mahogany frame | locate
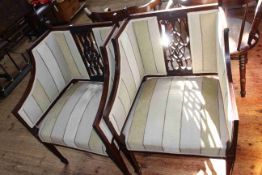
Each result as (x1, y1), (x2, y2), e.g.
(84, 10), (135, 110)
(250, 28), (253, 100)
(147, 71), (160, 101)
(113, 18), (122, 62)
(101, 5), (239, 175)
(12, 23), (132, 175)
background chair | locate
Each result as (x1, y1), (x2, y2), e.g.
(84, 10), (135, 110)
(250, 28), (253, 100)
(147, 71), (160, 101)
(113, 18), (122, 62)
(84, 0), (161, 22)
(225, 0), (262, 97)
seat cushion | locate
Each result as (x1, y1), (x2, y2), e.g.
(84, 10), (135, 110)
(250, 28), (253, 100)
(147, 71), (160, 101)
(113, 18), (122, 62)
(227, 17), (251, 53)
(38, 81), (107, 155)
(123, 76), (229, 157)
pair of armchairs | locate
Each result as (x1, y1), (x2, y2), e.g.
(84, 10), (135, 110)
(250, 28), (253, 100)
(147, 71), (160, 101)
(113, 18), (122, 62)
(13, 4), (239, 175)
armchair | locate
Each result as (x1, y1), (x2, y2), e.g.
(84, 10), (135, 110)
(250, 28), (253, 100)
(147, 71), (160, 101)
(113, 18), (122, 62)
(12, 23), (131, 174)
(102, 5), (239, 175)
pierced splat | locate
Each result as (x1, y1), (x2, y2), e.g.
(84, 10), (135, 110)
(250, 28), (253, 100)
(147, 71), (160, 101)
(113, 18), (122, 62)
(159, 17), (192, 75)
(72, 29), (104, 81)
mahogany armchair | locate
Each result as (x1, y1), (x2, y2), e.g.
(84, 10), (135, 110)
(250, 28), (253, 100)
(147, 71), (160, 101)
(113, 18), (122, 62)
(84, 0), (161, 22)
(12, 23), (132, 174)
(102, 5), (239, 175)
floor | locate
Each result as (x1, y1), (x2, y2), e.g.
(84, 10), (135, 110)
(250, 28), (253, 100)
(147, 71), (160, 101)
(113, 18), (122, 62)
(0, 0), (261, 175)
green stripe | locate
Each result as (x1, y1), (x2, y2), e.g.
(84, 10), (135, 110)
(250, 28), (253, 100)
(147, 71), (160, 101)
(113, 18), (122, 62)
(127, 79), (157, 149)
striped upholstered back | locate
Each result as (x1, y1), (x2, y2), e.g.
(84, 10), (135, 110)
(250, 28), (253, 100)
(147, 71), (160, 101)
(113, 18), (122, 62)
(18, 29), (111, 128)
(188, 9), (237, 140)
(188, 10), (218, 74)
(109, 17), (167, 135)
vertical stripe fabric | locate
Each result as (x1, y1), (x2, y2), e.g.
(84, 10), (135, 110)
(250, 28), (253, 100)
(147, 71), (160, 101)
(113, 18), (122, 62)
(38, 81), (106, 155)
(132, 17), (166, 75)
(124, 76), (229, 157)
(109, 17), (167, 135)
(188, 10), (218, 74)
(18, 31), (90, 128)
(216, 8), (238, 141)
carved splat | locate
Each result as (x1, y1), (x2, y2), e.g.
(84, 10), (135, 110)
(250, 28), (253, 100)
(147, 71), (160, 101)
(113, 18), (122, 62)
(159, 17), (192, 75)
(71, 29), (104, 81)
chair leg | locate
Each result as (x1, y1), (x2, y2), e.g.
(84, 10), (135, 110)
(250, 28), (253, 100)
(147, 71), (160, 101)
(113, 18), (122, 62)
(226, 156), (235, 175)
(106, 145), (132, 175)
(42, 143), (69, 164)
(239, 53), (247, 97)
(121, 147), (141, 175)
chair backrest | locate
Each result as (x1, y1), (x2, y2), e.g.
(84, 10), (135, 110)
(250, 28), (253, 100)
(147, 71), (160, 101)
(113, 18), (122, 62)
(104, 6), (238, 142)
(106, 17), (166, 135)
(84, 0), (161, 22)
(13, 24), (113, 128)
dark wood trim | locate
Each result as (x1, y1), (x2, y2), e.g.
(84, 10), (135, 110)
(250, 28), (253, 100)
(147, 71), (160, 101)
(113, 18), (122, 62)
(134, 151), (226, 159)
(224, 28), (239, 173)
(93, 24), (119, 133)
(129, 3), (218, 19)
(49, 22), (113, 31)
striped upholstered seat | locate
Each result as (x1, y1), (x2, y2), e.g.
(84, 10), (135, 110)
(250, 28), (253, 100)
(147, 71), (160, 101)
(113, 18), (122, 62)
(38, 81), (106, 155)
(123, 76), (228, 156)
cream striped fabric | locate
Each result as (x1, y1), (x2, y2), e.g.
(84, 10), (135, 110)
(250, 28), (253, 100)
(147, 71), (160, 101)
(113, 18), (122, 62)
(188, 9), (238, 141)
(109, 17), (166, 135)
(123, 76), (229, 157)
(38, 81), (106, 155)
(188, 10), (218, 74)
(216, 8), (239, 141)
(19, 31), (89, 128)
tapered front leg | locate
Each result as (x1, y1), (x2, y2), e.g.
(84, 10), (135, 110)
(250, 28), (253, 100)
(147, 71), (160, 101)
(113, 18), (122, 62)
(226, 156), (236, 175)
(43, 143), (69, 164)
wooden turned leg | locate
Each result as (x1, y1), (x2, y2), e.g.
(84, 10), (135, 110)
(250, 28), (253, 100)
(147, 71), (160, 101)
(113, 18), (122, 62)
(239, 54), (247, 97)
(226, 157), (235, 175)
(43, 143), (69, 164)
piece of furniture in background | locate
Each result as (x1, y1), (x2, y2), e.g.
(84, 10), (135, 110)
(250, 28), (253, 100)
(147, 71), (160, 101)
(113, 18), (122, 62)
(28, 1), (65, 37)
(102, 5), (239, 175)
(0, 40), (31, 98)
(55, 0), (86, 22)
(224, 0), (262, 97)
(84, 0), (161, 22)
